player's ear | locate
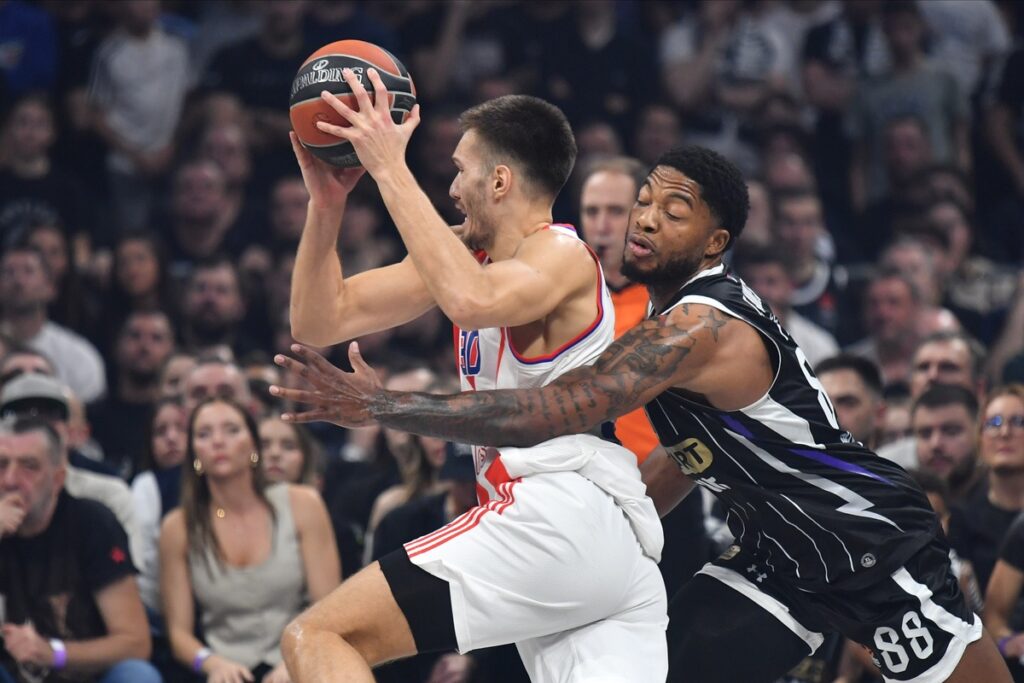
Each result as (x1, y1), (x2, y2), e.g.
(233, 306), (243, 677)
(492, 164), (512, 199)
(707, 227), (731, 258)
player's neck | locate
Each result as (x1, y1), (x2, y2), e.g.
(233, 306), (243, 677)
(647, 257), (722, 312)
(488, 203), (553, 261)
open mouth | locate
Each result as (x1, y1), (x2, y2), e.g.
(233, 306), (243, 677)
(627, 235), (655, 257)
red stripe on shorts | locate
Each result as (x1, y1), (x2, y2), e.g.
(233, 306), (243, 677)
(404, 480), (519, 558)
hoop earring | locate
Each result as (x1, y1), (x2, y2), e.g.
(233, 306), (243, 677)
(193, 459), (204, 475)
(251, 452), (260, 467)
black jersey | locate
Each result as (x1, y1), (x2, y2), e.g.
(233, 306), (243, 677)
(645, 265), (939, 591)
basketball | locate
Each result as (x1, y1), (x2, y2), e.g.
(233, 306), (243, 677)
(289, 40), (416, 168)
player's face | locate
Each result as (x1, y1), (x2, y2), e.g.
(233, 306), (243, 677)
(913, 404), (976, 482)
(0, 432), (63, 533)
(151, 402), (186, 469)
(191, 401), (257, 479)
(260, 417), (305, 484)
(623, 166), (728, 287)
(580, 171), (636, 272)
(819, 369), (879, 446)
(909, 340), (974, 399)
(449, 130), (497, 251)
(980, 395), (1024, 474)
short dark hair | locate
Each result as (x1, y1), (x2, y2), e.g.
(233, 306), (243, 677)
(652, 146), (749, 250)
(815, 354), (884, 396)
(914, 330), (986, 382)
(912, 383), (979, 419)
(459, 95), (577, 199)
(871, 266), (922, 304)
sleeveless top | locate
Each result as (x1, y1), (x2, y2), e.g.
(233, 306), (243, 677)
(188, 484), (305, 668)
(644, 264), (937, 590)
(452, 225), (664, 560)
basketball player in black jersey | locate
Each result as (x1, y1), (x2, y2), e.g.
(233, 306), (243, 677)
(273, 146), (1010, 682)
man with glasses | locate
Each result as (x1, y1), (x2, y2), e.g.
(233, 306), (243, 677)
(0, 374), (141, 564)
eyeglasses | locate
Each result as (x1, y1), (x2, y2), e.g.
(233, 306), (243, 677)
(982, 415), (1024, 433)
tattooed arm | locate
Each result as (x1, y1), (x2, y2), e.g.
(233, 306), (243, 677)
(273, 304), (746, 447)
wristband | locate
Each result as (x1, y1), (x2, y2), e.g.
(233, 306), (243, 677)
(192, 647), (212, 673)
(999, 635), (1013, 656)
(49, 639), (67, 670)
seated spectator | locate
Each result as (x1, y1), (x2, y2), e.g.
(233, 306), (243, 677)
(0, 94), (91, 246)
(845, 268), (926, 385)
(182, 355), (254, 418)
(769, 189), (850, 339)
(88, 0), (189, 233)
(21, 220), (98, 342)
(0, 418), (160, 683)
(130, 397), (186, 616)
(97, 231), (174, 354)
(911, 384), (982, 502)
(0, 373), (142, 563)
(949, 385), (1024, 592)
(0, 245), (106, 402)
(908, 330), (987, 400)
(259, 415), (320, 487)
(159, 351), (196, 400)
(89, 310), (175, 479)
(181, 256), (264, 360)
(732, 244), (838, 366)
(981, 388), (1024, 676)
(815, 354), (886, 451)
(159, 398), (339, 682)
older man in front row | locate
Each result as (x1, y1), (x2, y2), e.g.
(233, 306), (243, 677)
(0, 418), (160, 683)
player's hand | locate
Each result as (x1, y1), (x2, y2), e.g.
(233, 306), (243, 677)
(271, 342), (384, 428)
(289, 131), (366, 211)
(203, 654), (255, 683)
(1, 623), (53, 666)
(315, 67), (421, 178)
(0, 494), (26, 538)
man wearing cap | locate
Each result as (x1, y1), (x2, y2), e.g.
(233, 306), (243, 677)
(0, 374), (141, 566)
(0, 418), (160, 683)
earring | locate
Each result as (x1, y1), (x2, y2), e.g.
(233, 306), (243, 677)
(251, 451), (260, 467)
(193, 458), (204, 475)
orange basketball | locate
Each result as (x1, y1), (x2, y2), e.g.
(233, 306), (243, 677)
(289, 40), (416, 168)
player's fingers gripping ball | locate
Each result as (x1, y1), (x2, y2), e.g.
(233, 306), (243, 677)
(289, 39), (416, 168)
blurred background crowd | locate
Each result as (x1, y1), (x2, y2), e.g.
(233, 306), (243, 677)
(2, 0), (1024, 682)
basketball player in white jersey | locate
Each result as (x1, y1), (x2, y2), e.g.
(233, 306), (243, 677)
(282, 69), (667, 682)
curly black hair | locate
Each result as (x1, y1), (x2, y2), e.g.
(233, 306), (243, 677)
(653, 146), (750, 250)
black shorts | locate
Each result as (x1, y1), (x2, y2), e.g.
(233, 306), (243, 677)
(668, 538), (982, 683)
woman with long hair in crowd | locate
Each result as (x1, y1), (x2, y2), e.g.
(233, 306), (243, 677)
(131, 397), (187, 618)
(259, 415), (320, 487)
(159, 398), (339, 683)
(978, 386), (1024, 680)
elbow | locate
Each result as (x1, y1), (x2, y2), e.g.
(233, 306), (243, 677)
(127, 631), (152, 661)
(290, 319), (335, 349)
(281, 615), (311, 663)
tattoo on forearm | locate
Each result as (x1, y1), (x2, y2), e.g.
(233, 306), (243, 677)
(370, 306), (731, 446)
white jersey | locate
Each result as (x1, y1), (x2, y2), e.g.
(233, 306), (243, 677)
(453, 224), (616, 501)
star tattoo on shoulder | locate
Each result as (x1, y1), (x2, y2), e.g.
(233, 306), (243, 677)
(697, 308), (727, 341)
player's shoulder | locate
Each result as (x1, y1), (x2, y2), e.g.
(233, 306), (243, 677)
(517, 225), (592, 263)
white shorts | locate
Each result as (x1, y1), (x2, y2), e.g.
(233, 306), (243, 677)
(404, 470), (668, 682)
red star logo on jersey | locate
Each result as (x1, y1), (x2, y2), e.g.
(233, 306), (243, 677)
(110, 547), (126, 564)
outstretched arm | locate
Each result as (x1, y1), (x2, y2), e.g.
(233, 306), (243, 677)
(272, 304), (736, 447)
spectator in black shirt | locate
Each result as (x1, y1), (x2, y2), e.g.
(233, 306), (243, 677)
(950, 385), (1024, 593)
(0, 418), (159, 683)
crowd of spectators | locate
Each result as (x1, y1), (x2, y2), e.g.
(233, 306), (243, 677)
(2, 0), (1024, 681)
